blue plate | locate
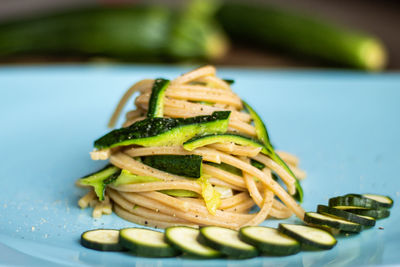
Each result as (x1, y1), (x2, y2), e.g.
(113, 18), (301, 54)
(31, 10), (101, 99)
(1, 65), (399, 266)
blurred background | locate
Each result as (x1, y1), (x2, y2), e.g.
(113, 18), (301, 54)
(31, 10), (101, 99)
(0, 0), (399, 71)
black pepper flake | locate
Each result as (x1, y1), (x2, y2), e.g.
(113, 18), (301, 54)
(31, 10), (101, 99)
(145, 221), (148, 225)
(379, 227), (384, 230)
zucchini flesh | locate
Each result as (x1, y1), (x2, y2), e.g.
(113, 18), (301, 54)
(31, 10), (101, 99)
(147, 78), (170, 118)
(242, 100), (271, 146)
(165, 226), (221, 258)
(94, 111), (230, 149)
(183, 133), (303, 202)
(278, 223), (337, 250)
(159, 189), (198, 198)
(199, 226), (258, 259)
(329, 195), (379, 210)
(79, 165), (121, 201)
(250, 159), (265, 170)
(119, 228), (179, 257)
(142, 154), (203, 178)
(317, 205), (376, 227)
(239, 226), (300, 256)
(304, 212), (362, 233)
(81, 229), (124, 251)
(205, 162), (242, 176)
(346, 208), (390, 220)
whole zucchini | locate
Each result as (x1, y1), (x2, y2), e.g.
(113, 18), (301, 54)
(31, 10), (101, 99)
(0, 1), (227, 61)
(216, 3), (387, 71)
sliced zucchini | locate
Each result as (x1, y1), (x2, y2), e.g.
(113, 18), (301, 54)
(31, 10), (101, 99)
(79, 165), (121, 201)
(250, 159), (265, 170)
(346, 208), (390, 220)
(205, 162), (242, 176)
(329, 195), (379, 210)
(147, 78), (170, 118)
(317, 205), (376, 227)
(304, 212), (362, 233)
(223, 79), (234, 85)
(242, 100), (271, 146)
(112, 169), (161, 187)
(183, 133), (266, 152)
(198, 226), (258, 259)
(94, 111), (231, 149)
(119, 228), (179, 257)
(142, 154), (203, 178)
(159, 189), (198, 197)
(278, 223), (337, 250)
(239, 226), (300, 256)
(81, 229), (124, 251)
(361, 194), (393, 208)
(165, 226), (222, 258)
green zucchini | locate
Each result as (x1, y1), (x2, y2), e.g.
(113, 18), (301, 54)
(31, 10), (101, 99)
(158, 189), (198, 198)
(119, 228), (179, 257)
(239, 226), (300, 256)
(142, 155), (203, 178)
(147, 78), (170, 118)
(242, 101), (271, 146)
(183, 133), (303, 202)
(329, 195), (379, 210)
(79, 165), (121, 201)
(278, 223), (337, 250)
(349, 194), (394, 209)
(304, 212), (362, 233)
(81, 229), (124, 251)
(198, 226), (258, 259)
(0, 1), (228, 61)
(223, 79), (234, 85)
(94, 111), (230, 149)
(317, 205), (376, 227)
(250, 159), (265, 170)
(165, 226), (222, 258)
(346, 208), (390, 220)
(112, 169), (161, 187)
(205, 162), (242, 176)
(216, 3), (387, 71)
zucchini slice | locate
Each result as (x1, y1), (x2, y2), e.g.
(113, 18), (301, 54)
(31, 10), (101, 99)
(278, 223), (337, 250)
(242, 100), (271, 146)
(329, 195), (379, 210)
(346, 208), (390, 220)
(183, 133), (266, 152)
(81, 229), (124, 251)
(119, 228), (179, 257)
(304, 212), (362, 233)
(317, 205), (376, 227)
(250, 159), (265, 170)
(239, 226), (300, 256)
(165, 227), (222, 258)
(142, 155), (203, 178)
(147, 78), (170, 118)
(78, 165), (121, 201)
(199, 226), (258, 259)
(361, 194), (394, 208)
(94, 111), (231, 149)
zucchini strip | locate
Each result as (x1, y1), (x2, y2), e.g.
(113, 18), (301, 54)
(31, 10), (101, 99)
(147, 78), (170, 118)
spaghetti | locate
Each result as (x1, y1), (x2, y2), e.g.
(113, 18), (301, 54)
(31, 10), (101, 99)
(77, 66), (306, 229)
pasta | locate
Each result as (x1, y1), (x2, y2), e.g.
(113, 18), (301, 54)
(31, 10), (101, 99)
(77, 66), (306, 229)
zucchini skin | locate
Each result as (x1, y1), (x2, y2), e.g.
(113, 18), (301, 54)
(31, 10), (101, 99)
(329, 195), (379, 210)
(147, 79), (170, 118)
(94, 111), (230, 149)
(346, 208), (390, 220)
(317, 205), (376, 227)
(304, 212), (362, 233)
(142, 155), (203, 178)
(216, 3), (387, 71)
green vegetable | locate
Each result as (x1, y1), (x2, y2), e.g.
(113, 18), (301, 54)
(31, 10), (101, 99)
(165, 226), (222, 258)
(94, 111), (231, 149)
(113, 169), (160, 187)
(199, 226), (258, 259)
(81, 229), (125, 251)
(242, 101), (271, 146)
(205, 162), (242, 176)
(346, 194), (394, 208)
(119, 228), (180, 257)
(304, 212), (362, 233)
(0, 1), (228, 61)
(329, 195), (380, 210)
(250, 159), (265, 170)
(346, 208), (390, 220)
(147, 78), (170, 118)
(142, 155), (203, 178)
(317, 205), (376, 227)
(216, 3), (387, 71)
(239, 226), (300, 256)
(79, 165), (121, 201)
(278, 223), (337, 250)
(158, 189), (198, 198)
